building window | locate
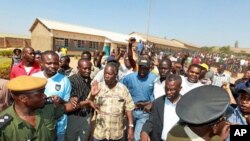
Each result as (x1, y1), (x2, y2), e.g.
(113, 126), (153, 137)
(55, 38), (64, 47)
(78, 40), (82, 48)
(65, 39), (69, 47)
(90, 41), (98, 48)
(74, 40), (83, 48)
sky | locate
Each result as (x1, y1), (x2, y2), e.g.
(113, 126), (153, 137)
(1, 0), (250, 48)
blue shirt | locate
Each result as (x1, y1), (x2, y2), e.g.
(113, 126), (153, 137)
(137, 42), (144, 52)
(122, 72), (157, 103)
(32, 71), (72, 134)
(237, 79), (250, 90)
(227, 107), (248, 125)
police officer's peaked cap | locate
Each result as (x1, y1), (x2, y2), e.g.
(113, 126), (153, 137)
(7, 76), (47, 94)
(176, 85), (230, 125)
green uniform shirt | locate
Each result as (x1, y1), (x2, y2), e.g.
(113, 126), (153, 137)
(0, 103), (64, 141)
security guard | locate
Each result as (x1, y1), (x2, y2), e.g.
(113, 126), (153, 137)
(0, 76), (80, 141)
(167, 85), (232, 141)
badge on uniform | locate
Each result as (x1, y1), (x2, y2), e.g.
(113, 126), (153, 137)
(55, 84), (61, 91)
(0, 114), (13, 129)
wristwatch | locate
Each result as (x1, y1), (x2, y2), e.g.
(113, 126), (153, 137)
(128, 124), (134, 128)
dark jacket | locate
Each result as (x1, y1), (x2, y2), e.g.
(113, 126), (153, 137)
(141, 95), (165, 141)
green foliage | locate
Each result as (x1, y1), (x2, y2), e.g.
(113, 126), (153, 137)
(0, 57), (11, 79)
(0, 50), (13, 57)
(218, 46), (232, 54)
(200, 46), (215, 53)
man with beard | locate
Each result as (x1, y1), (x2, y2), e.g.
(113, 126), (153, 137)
(10, 47), (41, 79)
(89, 62), (135, 141)
(180, 64), (203, 95)
(65, 59), (96, 141)
(153, 58), (172, 99)
(122, 57), (157, 141)
(227, 87), (250, 125)
(0, 76), (82, 141)
(32, 51), (72, 141)
(141, 74), (182, 141)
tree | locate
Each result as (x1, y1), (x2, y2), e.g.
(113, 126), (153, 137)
(200, 46), (215, 53)
(218, 46), (232, 54)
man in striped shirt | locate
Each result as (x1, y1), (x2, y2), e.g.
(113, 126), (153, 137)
(65, 58), (95, 141)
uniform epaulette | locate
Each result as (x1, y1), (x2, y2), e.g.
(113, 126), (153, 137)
(0, 114), (13, 129)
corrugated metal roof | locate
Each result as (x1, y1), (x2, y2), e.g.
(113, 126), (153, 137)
(129, 32), (186, 49)
(0, 33), (30, 39)
(30, 18), (129, 44)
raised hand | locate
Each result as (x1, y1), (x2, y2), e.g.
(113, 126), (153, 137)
(91, 80), (100, 97)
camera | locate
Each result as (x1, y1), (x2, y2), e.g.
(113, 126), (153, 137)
(45, 97), (54, 104)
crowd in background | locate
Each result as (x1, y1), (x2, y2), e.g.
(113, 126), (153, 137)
(0, 37), (250, 141)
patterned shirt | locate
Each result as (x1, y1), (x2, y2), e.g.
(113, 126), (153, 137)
(93, 82), (135, 140)
(212, 72), (231, 87)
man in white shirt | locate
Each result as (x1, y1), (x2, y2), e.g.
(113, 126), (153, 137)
(141, 74), (182, 141)
(212, 63), (231, 87)
(180, 64), (203, 95)
(153, 58), (172, 99)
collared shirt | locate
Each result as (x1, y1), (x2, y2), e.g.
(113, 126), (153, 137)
(180, 76), (203, 95)
(58, 67), (76, 77)
(0, 104), (64, 141)
(237, 80), (250, 90)
(122, 72), (157, 103)
(10, 62), (41, 79)
(212, 72), (231, 87)
(68, 73), (91, 115)
(90, 65), (100, 79)
(92, 69), (125, 83)
(32, 71), (71, 134)
(153, 77), (165, 99)
(93, 82), (135, 140)
(120, 64), (134, 77)
(184, 125), (205, 141)
(227, 107), (248, 125)
(161, 97), (180, 140)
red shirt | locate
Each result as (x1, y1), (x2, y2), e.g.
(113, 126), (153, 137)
(10, 62), (41, 79)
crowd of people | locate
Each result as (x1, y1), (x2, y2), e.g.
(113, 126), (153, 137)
(0, 37), (250, 141)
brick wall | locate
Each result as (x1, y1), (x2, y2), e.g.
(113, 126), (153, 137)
(0, 37), (31, 48)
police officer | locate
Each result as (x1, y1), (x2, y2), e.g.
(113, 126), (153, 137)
(167, 85), (232, 141)
(0, 76), (94, 141)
